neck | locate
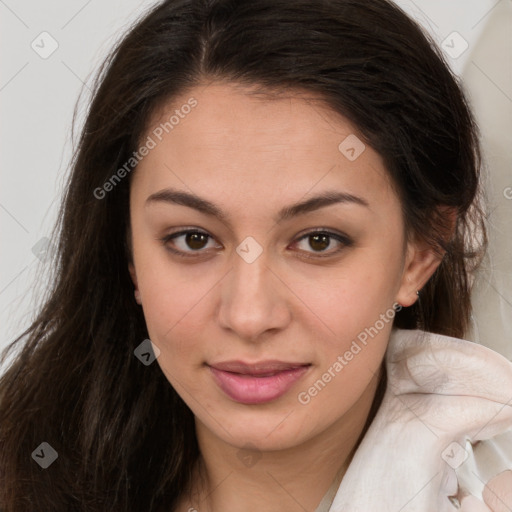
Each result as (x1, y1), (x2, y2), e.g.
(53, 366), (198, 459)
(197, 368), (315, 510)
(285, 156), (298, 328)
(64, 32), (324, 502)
(179, 369), (384, 512)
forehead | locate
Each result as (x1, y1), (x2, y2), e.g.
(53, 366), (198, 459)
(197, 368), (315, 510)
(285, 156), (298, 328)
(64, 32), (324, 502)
(132, 81), (398, 217)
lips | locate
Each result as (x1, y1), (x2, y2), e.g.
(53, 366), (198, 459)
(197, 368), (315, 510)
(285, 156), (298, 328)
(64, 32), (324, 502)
(210, 360), (309, 375)
(208, 360), (311, 404)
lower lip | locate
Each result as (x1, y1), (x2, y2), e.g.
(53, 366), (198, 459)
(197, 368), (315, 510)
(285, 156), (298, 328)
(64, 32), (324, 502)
(208, 365), (310, 404)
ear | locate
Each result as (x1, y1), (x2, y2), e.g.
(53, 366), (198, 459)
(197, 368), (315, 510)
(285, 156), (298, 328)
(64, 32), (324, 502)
(395, 207), (456, 307)
(395, 241), (442, 307)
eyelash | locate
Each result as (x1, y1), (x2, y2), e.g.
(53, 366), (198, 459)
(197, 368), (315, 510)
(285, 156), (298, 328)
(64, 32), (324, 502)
(159, 227), (354, 260)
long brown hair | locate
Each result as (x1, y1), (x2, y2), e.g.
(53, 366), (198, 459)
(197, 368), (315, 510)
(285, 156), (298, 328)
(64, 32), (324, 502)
(0, 0), (486, 510)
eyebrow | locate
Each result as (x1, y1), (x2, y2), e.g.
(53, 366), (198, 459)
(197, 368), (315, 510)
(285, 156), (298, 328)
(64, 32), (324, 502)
(145, 187), (369, 225)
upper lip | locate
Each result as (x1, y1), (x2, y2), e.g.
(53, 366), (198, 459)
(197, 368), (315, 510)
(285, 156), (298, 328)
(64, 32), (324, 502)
(209, 360), (310, 376)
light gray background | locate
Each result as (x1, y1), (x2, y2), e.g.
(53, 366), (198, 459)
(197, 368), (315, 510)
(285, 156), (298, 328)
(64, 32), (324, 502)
(0, 0), (506, 357)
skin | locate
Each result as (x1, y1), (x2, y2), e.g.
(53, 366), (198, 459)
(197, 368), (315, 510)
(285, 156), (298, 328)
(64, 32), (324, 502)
(128, 81), (443, 512)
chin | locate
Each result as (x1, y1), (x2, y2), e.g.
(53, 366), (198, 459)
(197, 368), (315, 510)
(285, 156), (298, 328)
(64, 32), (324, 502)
(201, 405), (319, 452)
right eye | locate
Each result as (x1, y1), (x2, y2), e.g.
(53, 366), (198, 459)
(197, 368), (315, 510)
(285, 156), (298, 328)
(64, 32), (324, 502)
(159, 229), (222, 258)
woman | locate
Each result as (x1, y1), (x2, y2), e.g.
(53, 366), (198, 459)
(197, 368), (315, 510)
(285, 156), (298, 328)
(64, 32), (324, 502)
(1, 0), (511, 510)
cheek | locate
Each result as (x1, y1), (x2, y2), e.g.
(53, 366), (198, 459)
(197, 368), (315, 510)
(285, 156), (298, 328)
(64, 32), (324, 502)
(291, 269), (395, 425)
(285, 250), (401, 391)
(287, 249), (402, 338)
(133, 247), (217, 359)
(138, 270), (215, 396)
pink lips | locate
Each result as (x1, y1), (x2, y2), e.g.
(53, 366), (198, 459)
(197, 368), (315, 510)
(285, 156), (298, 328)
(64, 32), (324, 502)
(208, 360), (311, 404)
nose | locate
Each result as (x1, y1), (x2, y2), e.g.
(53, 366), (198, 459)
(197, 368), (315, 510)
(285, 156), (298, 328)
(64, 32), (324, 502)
(217, 246), (292, 343)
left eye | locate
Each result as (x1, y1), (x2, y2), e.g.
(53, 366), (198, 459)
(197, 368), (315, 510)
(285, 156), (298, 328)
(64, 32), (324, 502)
(292, 231), (353, 256)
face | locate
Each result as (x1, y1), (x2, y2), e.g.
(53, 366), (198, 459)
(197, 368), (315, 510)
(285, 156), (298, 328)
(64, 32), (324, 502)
(128, 81), (437, 451)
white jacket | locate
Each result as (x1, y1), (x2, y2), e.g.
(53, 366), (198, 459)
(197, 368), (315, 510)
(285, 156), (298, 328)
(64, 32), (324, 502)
(329, 328), (512, 511)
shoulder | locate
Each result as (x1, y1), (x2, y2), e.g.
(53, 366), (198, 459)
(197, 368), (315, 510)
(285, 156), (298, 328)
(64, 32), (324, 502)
(386, 328), (512, 412)
(384, 328), (512, 458)
(329, 328), (512, 511)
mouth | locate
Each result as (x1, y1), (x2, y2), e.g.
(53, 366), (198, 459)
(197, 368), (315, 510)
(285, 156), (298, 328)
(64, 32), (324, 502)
(207, 360), (311, 404)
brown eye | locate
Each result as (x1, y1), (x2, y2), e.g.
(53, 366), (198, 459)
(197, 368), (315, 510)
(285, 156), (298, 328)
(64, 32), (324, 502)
(160, 229), (221, 257)
(185, 232), (209, 250)
(293, 230), (353, 257)
(308, 234), (331, 252)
